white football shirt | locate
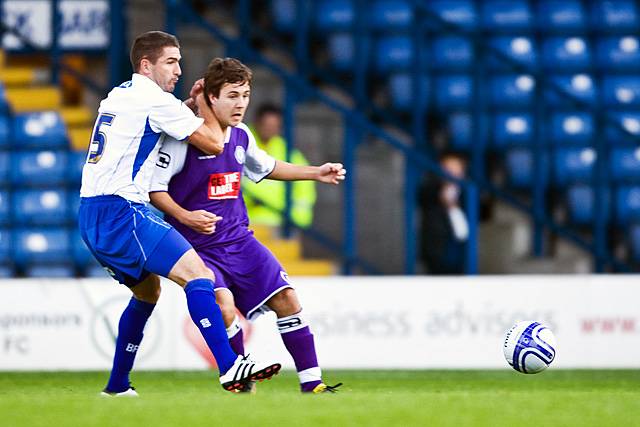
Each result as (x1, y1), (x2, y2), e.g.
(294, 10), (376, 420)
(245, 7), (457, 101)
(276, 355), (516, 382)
(80, 73), (204, 203)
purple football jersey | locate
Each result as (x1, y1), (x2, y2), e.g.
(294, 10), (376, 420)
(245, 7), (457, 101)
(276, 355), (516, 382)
(165, 126), (259, 248)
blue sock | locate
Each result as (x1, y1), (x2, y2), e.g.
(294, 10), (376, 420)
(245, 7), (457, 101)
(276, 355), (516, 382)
(184, 279), (238, 374)
(105, 297), (155, 392)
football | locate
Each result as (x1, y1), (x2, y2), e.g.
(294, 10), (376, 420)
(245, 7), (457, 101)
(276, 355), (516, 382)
(503, 321), (557, 374)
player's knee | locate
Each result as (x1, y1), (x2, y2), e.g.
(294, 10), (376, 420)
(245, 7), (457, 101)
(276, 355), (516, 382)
(269, 288), (301, 317)
(132, 276), (161, 303)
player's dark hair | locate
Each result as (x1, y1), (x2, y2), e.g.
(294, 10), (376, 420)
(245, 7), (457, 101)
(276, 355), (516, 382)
(255, 103), (282, 121)
(130, 31), (180, 73)
(203, 58), (253, 106)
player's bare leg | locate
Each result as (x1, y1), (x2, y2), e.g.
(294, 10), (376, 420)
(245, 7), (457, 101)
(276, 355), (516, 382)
(267, 288), (341, 393)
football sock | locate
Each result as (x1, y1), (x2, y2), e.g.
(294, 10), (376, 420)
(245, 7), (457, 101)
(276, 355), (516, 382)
(105, 297), (155, 393)
(226, 315), (245, 356)
(277, 312), (322, 391)
(184, 279), (237, 374)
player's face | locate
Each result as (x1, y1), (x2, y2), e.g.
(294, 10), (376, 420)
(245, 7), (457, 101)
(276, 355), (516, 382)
(209, 81), (251, 127)
(147, 46), (182, 92)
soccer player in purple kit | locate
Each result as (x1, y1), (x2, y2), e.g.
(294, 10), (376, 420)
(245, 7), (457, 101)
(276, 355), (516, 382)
(79, 32), (281, 396)
(150, 58), (345, 393)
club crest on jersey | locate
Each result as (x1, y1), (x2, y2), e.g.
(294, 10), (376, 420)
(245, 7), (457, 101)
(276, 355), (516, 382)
(208, 172), (240, 199)
(234, 146), (246, 165)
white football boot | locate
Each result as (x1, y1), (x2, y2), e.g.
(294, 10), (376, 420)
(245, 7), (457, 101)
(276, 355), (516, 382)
(100, 387), (139, 397)
(220, 354), (281, 392)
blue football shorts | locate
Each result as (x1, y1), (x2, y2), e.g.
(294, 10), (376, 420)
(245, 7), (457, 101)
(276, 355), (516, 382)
(78, 195), (192, 287)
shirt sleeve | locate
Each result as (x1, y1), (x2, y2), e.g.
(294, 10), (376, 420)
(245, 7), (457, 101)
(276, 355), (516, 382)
(238, 123), (277, 182)
(149, 137), (188, 192)
(148, 92), (204, 141)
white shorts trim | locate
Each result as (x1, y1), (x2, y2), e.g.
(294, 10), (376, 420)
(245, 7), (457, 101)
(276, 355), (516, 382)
(246, 284), (295, 321)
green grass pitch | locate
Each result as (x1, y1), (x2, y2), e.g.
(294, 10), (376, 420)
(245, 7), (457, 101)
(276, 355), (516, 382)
(1, 370), (638, 427)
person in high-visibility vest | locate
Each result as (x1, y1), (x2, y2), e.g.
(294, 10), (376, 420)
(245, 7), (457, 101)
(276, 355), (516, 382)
(242, 103), (316, 228)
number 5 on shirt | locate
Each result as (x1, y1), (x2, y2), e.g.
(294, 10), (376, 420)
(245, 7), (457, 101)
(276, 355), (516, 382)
(88, 113), (115, 164)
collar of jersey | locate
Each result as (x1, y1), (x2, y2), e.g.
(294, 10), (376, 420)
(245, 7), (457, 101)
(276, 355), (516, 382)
(224, 126), (232, 144)
(131, 73), (163, 92)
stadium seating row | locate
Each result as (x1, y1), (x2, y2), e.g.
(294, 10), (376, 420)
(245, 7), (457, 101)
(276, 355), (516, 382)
(0, 227), (106, 278)
(0, 150), (85, 187)
(328, 34), (640, 72)
(0, 111), (69, 149)
(272, 0), (640, 33)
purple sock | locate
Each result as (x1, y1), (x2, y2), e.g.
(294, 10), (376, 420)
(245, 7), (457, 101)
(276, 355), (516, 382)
(277, 313), (322, 392)
(226, 316), (245, 355)
(105, 297), (155, 392)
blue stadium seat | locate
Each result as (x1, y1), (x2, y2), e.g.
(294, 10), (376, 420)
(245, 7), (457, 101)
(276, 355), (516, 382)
(481, 0), (532, 31)
(566, 185), (609, 225)
(12, 189), (69, 226)
(546, 74), (597, 107)
(567, 185), (594, 224)
(327, 33), (355, 71)
(610, 148), (640, 182)
(10, 150), (67, 186)
(629, 224), (640, 261)
(270, 0), (297, 32)
(0, 84), (8, 116)
(24, 264), (75, 278)
(434, 75), (472, 109)
(430, 37), (473, 70)
(0, 151), (9, 185)
(0, 190), (9, 226)
(596, 37), (640, 71)
(0, 265), (14, 277)
(542, 37), (591, 70)
(86, 264), (109, 278)
(12, 112), (67, 149)
(615, 186), (640, 224)
(425, 1), (477, 30)
(0, 228), (10, 265)
(388, 73), (429, 111)
(12, 228), (70, 267)
(505, 148), (549, 188)
(489, 75), (535, 108)
(315, 0), (354, 31)
(549, 113), (594, 145)
(553, 147), (596, 185)
(68, 194), (80, 223)
(493, 113), (533, 148)
(591, 0), (639, 32)
(369, 0), (412, 31)
(448, 112), (473, 150)
(0, 115), (10, 148)
(68, 150), (86, 187)
(536, 0), (586, 32)
(605, 112), (640, 144)
(602, 76), (640, 108)
(487, 37), (537, 70)
(374, 36), (413, 73)
(71, 229), (97, 270)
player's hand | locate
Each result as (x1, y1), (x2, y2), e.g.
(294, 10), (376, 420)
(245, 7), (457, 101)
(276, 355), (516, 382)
(317, 162), (346, 184)
(181, 210), (222, 234)
(189, 78), (204, 99)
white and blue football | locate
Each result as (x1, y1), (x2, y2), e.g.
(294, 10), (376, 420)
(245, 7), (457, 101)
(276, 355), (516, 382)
(503, 321), (557, 374)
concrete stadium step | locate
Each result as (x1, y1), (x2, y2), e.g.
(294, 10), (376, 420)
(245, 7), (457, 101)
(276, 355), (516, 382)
(266, 239), (301, 261)
(68, 127), (91, 150)
(61, 106), (93, 128)
(0, 67), (39, 86)
(5, 86), (61, 111)
(281, 259), (335, 276)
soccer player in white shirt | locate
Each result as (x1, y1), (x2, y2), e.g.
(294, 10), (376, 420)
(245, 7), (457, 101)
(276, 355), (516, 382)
(79, 31), (280, 395)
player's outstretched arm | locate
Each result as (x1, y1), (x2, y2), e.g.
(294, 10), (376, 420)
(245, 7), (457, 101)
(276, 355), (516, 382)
(187, 93), (225, 156)
(267, 160), (346, 184)
(150, 191), (222, 234)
